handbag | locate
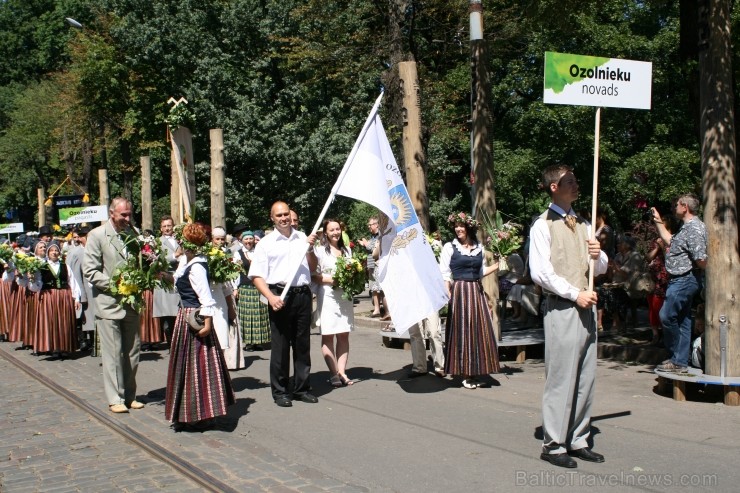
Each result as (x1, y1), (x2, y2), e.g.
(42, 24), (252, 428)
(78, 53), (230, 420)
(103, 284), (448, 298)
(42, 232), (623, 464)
(628, 272), (655, 298)
(186, 308), (206, 333)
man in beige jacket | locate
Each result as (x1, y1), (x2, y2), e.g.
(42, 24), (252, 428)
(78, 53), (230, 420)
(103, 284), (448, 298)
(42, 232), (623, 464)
(82, 197), (145, 413)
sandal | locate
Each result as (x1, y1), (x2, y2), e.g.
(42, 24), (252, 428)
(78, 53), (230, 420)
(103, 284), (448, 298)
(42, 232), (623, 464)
(370, 312), (381, 318)
(339, 374), (354, 386)
(329, 374), (345, 388)
(381, 323), (395, 332)
(462, 379), (478, 389)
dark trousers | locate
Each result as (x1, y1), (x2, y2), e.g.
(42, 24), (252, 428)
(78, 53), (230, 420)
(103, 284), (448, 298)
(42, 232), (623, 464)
(268, 289), (312, 399)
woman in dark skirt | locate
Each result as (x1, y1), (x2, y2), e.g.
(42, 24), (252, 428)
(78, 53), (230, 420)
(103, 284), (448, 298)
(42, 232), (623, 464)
(439, 212), (500, 389)
(165, 223), (235, 431)
(30, 242), (80, 355)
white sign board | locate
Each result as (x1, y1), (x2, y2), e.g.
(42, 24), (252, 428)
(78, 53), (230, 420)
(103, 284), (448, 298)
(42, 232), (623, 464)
(543, 51), (652, 109)
(59, 205), (109, 225)
(0, 223), (24, 234)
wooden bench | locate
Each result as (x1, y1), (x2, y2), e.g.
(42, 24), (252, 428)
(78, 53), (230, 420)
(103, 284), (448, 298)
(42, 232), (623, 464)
(379, 325), (544, 363)
(654, 367), (740, 406)
(499, 328), (545, 363)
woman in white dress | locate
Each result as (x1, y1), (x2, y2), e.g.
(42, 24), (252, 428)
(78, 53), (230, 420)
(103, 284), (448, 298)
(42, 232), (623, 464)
(210, 227), (243, 370)
(309, 219), (354, 387)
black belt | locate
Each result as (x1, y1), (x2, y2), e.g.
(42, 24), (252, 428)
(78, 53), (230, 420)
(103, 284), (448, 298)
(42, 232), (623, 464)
(668, 270), (698, 279)
(268, 283), (311, 295)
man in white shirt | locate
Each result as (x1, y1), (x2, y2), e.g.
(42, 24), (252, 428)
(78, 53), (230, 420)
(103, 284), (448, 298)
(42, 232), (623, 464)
(529, 165), (608, 469)
(248, 201), (318, 407)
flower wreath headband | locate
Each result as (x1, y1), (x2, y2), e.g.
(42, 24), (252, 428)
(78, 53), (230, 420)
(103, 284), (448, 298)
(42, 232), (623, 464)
(173, 223), (204, 254)
(447, 211), (480, 229)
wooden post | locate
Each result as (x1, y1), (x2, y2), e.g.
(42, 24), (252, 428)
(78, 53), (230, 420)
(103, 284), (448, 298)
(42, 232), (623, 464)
(140, 156), (153, 231)
(210, 129), (226, 228)
(170, 151), (181, 224)
(724, 387), (740, 406)
(470, 0), (500, 340)
(398, 62), (430, 231)
(98, 169), (109, 208)
(699, 0), (739, 379)
(37, 188), (47, 227)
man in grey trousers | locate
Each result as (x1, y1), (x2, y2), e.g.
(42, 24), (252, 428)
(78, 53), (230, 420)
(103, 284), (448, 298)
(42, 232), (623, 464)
(82, 197), (145, 414)
(529, 165), (608, 469)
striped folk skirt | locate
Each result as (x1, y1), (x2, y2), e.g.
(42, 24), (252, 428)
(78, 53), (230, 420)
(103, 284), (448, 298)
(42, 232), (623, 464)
(22, 290), (40, 348)
(165, 307), (235, 424)
(7, 283), (26, 343)
(444, 279), (500, 377)
(35, 288), (77, 353)
(238, 284), (270, 345)
(0, 281), (11, 336)
(139, 289), (165, 343)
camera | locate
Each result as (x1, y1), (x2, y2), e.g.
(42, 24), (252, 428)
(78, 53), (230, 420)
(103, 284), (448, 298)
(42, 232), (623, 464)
(642, 209), (655, 222)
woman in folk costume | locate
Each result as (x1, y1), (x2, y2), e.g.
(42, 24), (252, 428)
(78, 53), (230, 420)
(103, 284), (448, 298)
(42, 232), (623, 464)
(0, 242), (16, 341)
(16, 240), (47, 350)
(210, 227), (243, 370)
(138, 232), (166, 350)
(29, 241), (81, 355)
(439, 212), (500, 389)
(5, 243), (25, 344)
(234, 230), (270, 351)
(165, 223), (235, 431)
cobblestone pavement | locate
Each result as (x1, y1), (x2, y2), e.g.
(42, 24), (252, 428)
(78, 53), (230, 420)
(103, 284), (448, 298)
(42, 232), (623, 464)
(0, 356), (202, 493)
(1, 294), (739, 492)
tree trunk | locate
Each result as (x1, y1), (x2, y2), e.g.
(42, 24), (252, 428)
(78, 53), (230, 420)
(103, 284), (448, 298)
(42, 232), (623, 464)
(699, 0), (739, 381)
(399, 62), (430, 231)
(470, 2), (500, 340)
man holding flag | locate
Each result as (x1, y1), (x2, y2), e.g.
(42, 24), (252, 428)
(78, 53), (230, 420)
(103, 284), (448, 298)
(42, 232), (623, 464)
(249, 202), (318, 408)
(329, 93), (448, 335)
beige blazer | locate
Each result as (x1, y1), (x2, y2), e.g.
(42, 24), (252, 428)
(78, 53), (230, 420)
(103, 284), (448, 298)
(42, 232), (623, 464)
(82, 221), (134, 320)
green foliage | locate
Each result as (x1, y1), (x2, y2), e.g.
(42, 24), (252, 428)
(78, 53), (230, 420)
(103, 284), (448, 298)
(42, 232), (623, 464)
(0, 0), (729, 241)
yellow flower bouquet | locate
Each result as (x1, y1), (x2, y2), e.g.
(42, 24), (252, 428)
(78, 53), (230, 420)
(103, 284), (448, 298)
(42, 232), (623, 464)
(333, 255), (365, 301)
(204, 243), (244, 284)
(13, 252), (45, 275)
(110, 236), (173, 312)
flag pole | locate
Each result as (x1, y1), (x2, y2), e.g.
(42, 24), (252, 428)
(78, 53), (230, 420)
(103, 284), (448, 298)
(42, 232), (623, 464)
(588, 107), (601, 291)
(279, 91), (385, 300)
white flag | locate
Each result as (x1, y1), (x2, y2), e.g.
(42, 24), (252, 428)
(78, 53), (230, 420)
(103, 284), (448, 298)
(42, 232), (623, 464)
(335, 104), (448, 333)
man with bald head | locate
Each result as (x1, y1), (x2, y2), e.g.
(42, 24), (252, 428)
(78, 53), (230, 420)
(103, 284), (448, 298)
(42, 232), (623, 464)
(249, 201), (318, 407)
(83, 197), (145, 414)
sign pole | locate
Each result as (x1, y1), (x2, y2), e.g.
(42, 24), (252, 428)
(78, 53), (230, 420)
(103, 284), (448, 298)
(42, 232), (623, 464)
(588, 107), (601, 291)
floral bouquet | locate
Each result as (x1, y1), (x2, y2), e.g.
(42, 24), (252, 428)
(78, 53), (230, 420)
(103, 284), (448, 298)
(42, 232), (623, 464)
(481, 211), (523, 260)
(425, 233), (442, 261)
(349, 241), (368, 269)
(204, 244), (244, 284)
(110, 235), (173, 312)
(13, 251), (46, 276)
(0, 243), (13, 264)
(334, 255), (365, 301)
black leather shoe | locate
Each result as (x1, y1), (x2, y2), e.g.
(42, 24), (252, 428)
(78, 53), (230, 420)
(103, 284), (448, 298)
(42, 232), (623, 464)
(293, 393), (318, 403)
(540, 453), (577, 468)
(275, 396), (293, 407)
(569, 448), (605, 463)
(408, 371), (428, 378)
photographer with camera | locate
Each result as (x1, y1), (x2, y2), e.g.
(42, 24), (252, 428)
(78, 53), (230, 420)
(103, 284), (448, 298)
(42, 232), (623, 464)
(651, 194), (707, 373)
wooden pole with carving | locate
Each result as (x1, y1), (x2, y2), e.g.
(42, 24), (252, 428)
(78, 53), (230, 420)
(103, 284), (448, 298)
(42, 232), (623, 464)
(210, 129), (226, 228)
